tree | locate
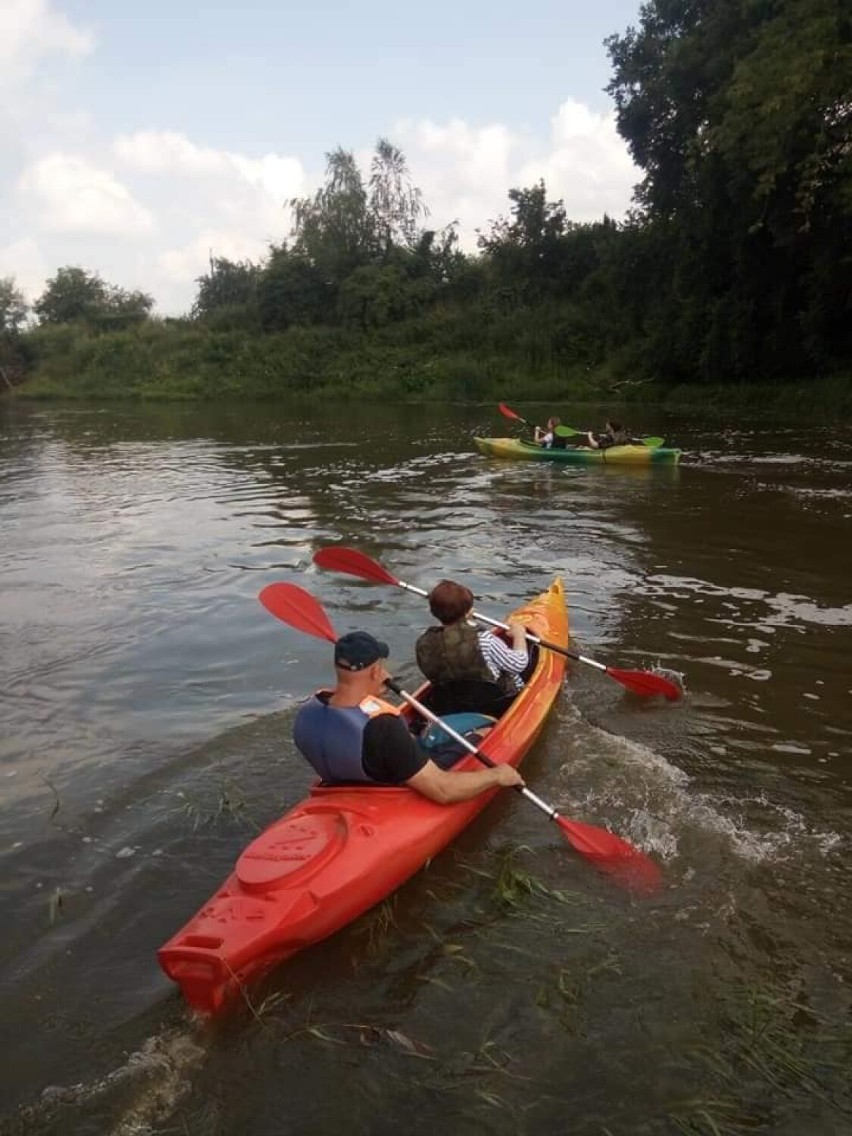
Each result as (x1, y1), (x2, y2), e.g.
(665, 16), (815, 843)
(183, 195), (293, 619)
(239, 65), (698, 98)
(369, 138), (427, 253)
(478, 182), (573, 301)
(0, 277), (28, 334)
(193, 256), (260, 320)
(337, 263), (431, 329)
(289, 148), (372, 286)
(34, 266), (108, 324)
(258, 243), (334, 331)
(288, 140), (430, 290)
(605, 0), (852, 379)
(101, 286), (154, 329)
(32, 266), (153, 330)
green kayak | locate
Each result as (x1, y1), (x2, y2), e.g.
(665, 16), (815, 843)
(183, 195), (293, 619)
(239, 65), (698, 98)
(474, 437), (681, 465)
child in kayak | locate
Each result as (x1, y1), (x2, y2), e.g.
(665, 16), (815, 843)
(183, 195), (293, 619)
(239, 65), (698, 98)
(293, 629), (523, 803)
(533, 417), (567, 449)
(416, 580), (530, 716)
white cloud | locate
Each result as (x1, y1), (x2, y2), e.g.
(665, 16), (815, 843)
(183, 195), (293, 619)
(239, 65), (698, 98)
(114, 130), (306, 201)
(20, 153), (156, 236)
(0, 0), (93, 83)
(107, 131), (310, 310)
(0, 237), (50, 302)
(396, 98), (637, 249)
(414, 119), (517, 190)
(519, 99), (638, 218)
(158, 229), (268, 284)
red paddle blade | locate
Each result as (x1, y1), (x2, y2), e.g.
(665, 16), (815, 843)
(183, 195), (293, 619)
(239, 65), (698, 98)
(498, 402), (524, 423)
(606, 666), (683, 701)
(259, 583), (337, 642)
(555, 816), (662, 895)
(313, 547), (399, 586)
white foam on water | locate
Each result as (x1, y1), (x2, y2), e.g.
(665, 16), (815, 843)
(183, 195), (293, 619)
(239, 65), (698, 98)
(30, 1028), (207, 1135)
(553, 719), (843, 869)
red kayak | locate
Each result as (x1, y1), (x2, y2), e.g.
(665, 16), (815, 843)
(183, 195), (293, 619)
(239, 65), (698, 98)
(158, 580), (568, 1014)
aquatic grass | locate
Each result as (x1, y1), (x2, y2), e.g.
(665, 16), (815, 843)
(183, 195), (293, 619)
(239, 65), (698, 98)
(47, 886), (64, 926)
(415, 973), (455, 992)
(665, 977), (852, 1133)
(669, 1098), (765, 1136)
(465, 844), (585, 911)
(360, 1033), (532, 1130)
(219, 958), (292, 1029)
(40, 771), (62, 824)
(440, 942), (478, 973)
(350, 894), (400, 957)
(530, 952), (623, 1036)
(170, 777), (258, 832)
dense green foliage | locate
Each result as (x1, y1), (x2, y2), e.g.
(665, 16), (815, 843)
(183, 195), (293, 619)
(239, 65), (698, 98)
(33, 266), (154, 330)
(605, 0), (851, 382)
(6, 2), (851, 408)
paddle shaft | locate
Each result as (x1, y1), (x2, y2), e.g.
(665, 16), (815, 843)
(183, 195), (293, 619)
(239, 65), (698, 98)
(555, 426), (663, 447)
(390, 578), (608, 674)
(386, 680), (558, 821)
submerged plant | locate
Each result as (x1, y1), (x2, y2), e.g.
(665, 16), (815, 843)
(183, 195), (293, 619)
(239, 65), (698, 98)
(171, 777), (256, 831)
(666, 976), (852, 1134)
(490, 844), (583, 909)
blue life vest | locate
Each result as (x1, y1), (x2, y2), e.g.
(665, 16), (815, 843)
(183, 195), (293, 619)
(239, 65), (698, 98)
(293, 692), (400, 783)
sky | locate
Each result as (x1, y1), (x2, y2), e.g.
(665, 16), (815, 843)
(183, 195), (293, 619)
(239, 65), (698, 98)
(1, 0), (645, 316)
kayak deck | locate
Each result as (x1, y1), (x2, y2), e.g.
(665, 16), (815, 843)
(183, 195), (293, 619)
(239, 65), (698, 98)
(158, 579), (568, 1015)
(474, 437), (681, 464)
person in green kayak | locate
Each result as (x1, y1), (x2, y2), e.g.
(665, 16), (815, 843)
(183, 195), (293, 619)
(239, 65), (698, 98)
(415, 580), (530, 716)
(533, 416), (567, 449)
(293, 629), (523, 803)
(587, 419), (632, 450)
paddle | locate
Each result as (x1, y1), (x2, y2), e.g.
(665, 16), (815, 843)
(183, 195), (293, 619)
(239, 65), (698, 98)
(553, 425), (665, 448)
(499, 403), (585, 438)
(498, 402), (535, 429)
(258, 581), (661, 893)
(312, 547), (682, 701)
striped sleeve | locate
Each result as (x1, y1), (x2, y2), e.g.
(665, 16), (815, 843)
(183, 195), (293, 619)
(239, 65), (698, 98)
(478, 631), (528, 677)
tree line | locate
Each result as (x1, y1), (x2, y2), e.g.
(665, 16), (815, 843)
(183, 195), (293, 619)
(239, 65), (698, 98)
(3, 0), (849, 399)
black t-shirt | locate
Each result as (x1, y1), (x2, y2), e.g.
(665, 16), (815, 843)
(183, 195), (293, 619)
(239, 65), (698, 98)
(362, 713), (430, 784)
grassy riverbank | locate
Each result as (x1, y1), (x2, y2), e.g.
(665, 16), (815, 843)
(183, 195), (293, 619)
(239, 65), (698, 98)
(9, 316), (851, 419)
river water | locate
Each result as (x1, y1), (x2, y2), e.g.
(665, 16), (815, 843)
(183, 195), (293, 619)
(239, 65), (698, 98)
(1, 400), (850, 1136)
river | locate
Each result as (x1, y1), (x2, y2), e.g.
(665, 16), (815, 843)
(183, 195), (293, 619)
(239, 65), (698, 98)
(1, 399), (850, 1135)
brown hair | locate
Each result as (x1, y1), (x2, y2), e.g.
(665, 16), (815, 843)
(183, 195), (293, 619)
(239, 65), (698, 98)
(428, 579), (474, 625)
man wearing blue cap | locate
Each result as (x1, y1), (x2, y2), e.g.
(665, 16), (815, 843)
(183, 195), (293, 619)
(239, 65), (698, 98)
(293, 630), (523, 803)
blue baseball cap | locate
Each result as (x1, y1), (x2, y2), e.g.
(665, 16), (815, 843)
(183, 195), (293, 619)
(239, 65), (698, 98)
(334, 631), (390, 671)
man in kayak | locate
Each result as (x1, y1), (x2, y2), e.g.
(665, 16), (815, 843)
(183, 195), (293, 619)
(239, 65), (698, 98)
(293, 629), (523, 803)
(415, 580), (530, 715)
(533, 416), (567, 449)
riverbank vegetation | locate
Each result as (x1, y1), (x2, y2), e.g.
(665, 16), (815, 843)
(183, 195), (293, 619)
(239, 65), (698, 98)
(3, 0), (850, 413)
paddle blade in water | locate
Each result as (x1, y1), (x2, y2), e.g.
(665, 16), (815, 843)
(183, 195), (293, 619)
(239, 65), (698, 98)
(313, 547), (399, 586)
(259, 583), (337, 642)
(555, 817), (662, 895)
(605, 666), (683, 701)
